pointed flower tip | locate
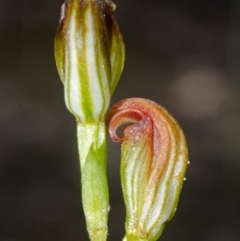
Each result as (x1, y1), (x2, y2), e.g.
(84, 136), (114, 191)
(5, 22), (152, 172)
(55, 0), (125, 123)
(107, 98), (188, 241)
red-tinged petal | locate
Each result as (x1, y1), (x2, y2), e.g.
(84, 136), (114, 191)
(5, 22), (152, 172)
(107, 108), (145, 142)
(107, 98), (188, 241)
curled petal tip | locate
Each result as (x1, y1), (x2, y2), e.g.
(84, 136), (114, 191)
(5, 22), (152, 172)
(107, 107), (145, 142)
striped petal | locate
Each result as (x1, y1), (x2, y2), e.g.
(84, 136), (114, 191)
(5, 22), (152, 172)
(107, 98), (188, 241)
(55, 0), (125, 123)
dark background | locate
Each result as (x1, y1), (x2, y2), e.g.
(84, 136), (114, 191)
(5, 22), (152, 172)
(0, 0), (240, 240)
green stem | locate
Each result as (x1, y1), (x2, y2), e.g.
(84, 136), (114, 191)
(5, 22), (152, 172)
(123, 234), (149, 241)
(77, 122), (109, 241)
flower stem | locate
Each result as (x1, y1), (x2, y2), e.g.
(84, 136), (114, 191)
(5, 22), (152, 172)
(123, 234), (149, 241)
(77, 122), (109, 241)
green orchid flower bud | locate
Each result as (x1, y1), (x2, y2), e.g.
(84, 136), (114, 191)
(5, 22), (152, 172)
(55, 0), (125, 123)
(107, 98), (188, 241)
(54, 1), (125, 241)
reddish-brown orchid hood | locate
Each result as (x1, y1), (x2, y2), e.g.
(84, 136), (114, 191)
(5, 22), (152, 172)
(107, 98), (188, 241)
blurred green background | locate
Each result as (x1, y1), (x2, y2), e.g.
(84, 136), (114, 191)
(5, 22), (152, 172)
(0, 0), (239, 240)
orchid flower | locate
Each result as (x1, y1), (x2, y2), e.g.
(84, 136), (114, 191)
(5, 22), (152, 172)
(54, 0), (124, 240)
(54, 1), (188, 241)
(107, 98), (188, 241)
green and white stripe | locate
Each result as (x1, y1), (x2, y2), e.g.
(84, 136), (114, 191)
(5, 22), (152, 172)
(55, 0), (125, 123)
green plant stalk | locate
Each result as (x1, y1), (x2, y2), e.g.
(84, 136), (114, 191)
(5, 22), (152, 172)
(123, 235), (148, 241)
(77, 121), (108, 241)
